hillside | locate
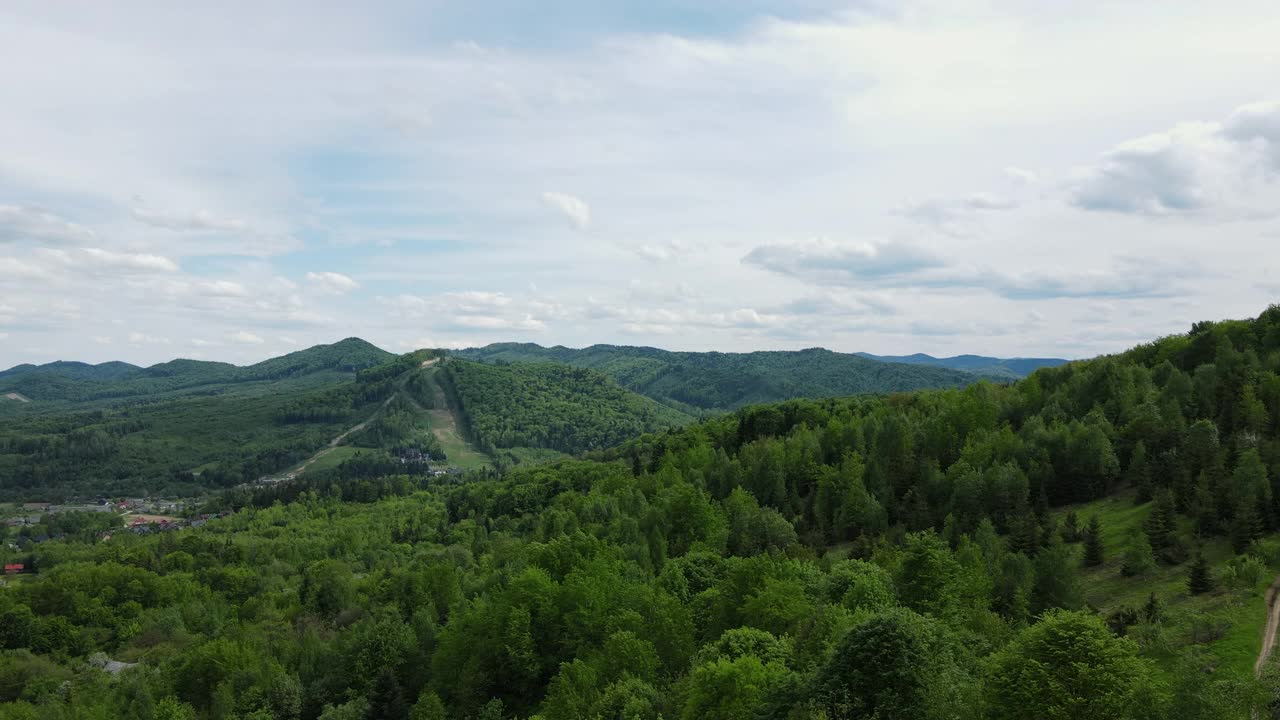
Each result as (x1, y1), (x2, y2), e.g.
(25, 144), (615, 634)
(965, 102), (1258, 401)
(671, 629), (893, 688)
(5, 306), (1280, 719)
(455, 343), (980, 412)
(439, 358), (693, 455)
(855, 352), (1068, 379)
(0, 338), (394, 407)
(0, 348), (415, 500)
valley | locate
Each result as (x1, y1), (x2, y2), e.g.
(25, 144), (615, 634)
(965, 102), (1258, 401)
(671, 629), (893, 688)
(2, 307), (1280, 718)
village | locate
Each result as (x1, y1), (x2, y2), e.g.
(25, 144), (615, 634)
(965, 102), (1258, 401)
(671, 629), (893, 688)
(2, 496), (231, 563)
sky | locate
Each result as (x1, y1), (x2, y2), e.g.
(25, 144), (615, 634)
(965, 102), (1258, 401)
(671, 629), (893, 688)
(2, 0), (1279, 367)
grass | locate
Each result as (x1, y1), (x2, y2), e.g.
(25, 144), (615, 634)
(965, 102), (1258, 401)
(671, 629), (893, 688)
(419, 367), (491, 470)
(1063, 491), (1279, 680)
(301, 445), (367, 475)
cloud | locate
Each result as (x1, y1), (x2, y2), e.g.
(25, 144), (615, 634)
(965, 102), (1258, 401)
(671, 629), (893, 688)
(306, 271), (359, 295)
(229, 330), (264, 344)
(0, 205), (95, 245)
(541, 191), (591, 230)
(40, 247), (179, 273)
(743, 238), (1182, 301)
(1004, 167), (1038, 184)
(131, 207), (248, 232)
(127, 331), (169, 345)
(743, 238), (944, 284)
(91, 335), (112, 344)
(1070, 101), (1280, 217)
(451, 314), (545, 331)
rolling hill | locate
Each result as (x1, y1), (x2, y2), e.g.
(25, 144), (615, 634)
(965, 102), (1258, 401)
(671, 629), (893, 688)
(854, 352), (1068, 379)
(0, 338), (395, 407)
(454, 343), (983, 413)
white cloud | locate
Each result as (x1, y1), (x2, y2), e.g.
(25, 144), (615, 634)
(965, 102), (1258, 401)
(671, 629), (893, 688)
(451, 314), (545, 331)
(541, 191), (591, 230)
(47, 247), (180, 273)
(91, 335), (112, 344)
(1070, 101), (1280, 217)
(127, 331), (169, 345)
(131, 207), (248, 232)
(229, 330), (264, 344)
(743, 238), (943, 283)
(1004, 167), (1038, 184)
(305, 271), (359, 295)
(0, 205), (95, 245)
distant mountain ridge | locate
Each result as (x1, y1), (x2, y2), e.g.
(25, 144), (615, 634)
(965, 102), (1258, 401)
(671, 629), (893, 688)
(854, 352), (1068, 379)
(0, 338), (394, 405)
(454, 342), (986, 412)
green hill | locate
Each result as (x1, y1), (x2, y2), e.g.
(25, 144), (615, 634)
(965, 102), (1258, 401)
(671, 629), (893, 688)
(6, 307), (1280, 719)
(0, 337), (394, 406)
(854, 352), (1068, 379)
(455, 343), (980, 413)
(439, 358), (693, 455)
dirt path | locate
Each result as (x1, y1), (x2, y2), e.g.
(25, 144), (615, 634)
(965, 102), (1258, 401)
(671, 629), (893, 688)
(1256, 576), (1280, 676)
(259, 391), (398, 483)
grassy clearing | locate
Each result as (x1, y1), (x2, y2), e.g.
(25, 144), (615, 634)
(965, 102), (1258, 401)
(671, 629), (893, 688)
(1063, 492), (1278, 679)
(301, 445), (367, 475)
(421, 367), (490, 470)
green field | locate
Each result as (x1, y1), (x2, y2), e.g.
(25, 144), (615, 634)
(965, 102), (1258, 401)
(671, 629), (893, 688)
(1063, 492), (1278, 678)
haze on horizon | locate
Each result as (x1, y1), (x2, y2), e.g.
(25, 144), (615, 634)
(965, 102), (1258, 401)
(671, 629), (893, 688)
(2, 0), (1279, 367)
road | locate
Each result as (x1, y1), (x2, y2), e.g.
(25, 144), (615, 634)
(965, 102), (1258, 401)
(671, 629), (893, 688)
(1256, 575), (1280, 676)
(257, 356), (447, 484)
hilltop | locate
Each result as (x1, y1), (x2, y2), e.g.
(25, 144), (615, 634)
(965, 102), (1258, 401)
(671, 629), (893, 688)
(454, 343), (990, 413)
(0, 338), (394, 407)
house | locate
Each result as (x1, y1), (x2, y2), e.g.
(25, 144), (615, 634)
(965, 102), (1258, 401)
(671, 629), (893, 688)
(21, 503), (50, 512)
(4, 563), (24, 575)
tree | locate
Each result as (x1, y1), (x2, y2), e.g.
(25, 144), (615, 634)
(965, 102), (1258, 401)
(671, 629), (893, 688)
(1032, 540), (1085, 613)
(1121, 530), (1156, 577)
(1128, 441), (1153, 504)
(1141, 593), (1165, 625)
(1144, 490), (1177, 551)
(1188, 554), (1213, 595)
(1061, 510), (1081, 543)
(1228, 501), (1263, 554)
(681, 655), (789, 720)
(986, 610), (1166, 720)
(815, 609), (934, 720)
(1082, 515), (1104, 567)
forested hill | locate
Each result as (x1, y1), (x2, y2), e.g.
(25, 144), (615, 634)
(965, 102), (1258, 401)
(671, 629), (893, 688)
(0, 337), (394, 405)
(7, 306), (1280, 719)
(454, 343), (979, 412)
(439, 358), (693, 455)
(854, 352), (1068, 379)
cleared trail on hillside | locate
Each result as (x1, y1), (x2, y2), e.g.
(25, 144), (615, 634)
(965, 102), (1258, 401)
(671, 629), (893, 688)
(258, 359), (444, 484)
(1255, 575), (1280, 676)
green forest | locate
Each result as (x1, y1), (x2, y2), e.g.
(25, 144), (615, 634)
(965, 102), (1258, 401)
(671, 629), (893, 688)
(455, 343), (987, 413)
(439, 360), (692, 455)
(2, 307), (1280, 718)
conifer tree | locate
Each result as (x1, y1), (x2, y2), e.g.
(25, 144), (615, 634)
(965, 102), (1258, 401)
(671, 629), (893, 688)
(1128, 441), (1152, 504)
(1082, 515), (1104, 567)
(1141, 592), (1165, 624)
(1229, 500), (1263, 554)
(1144, 489), (1177, 551)
(1188, 553), (1213, 595)
(1061, 510), (1081, 543)
(1121, 531), (1156, 577)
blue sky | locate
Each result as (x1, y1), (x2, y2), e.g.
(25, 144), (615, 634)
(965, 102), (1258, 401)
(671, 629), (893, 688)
(2, 0), (1279, 366)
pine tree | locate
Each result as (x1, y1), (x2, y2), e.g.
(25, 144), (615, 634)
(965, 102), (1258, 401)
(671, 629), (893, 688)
(1061, 510), (1081, 543)
(1121, 531), (1156, 577)
(1082, 515), (1104, 567)
(1128, 441), (1152, 504)
(1229, 500), (1263, 554)
(1187, 553), (1213, 595)
(1141, 592), (1165, 624)
(1144, 489), (1177, 550)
